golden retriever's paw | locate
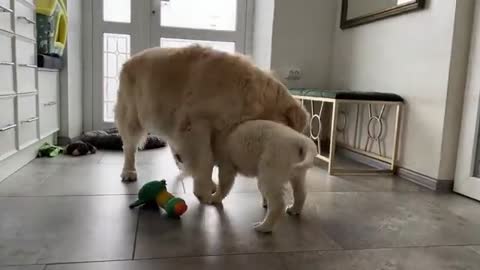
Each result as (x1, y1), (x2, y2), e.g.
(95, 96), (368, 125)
(286, 205), (302, 216)
(194, 192), (211, 204)
(121, 170), (138, 182)
(253, 222), (273, 233)
(262, 198), (268, 209)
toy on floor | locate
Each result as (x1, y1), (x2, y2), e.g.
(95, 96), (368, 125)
(37, 142), (64, 158)
(79, 127), (166, 151)
(65, 141), (96, 156)
(129, 180), (188, 218)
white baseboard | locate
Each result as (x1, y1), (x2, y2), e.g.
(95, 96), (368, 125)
(0, 135), (55, 183)
(337, 147), (453, 192)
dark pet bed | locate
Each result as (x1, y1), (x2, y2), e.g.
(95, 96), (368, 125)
(79, 128), (166, 151)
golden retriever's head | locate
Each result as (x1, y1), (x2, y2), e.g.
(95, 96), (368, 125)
(284, 102), (309, 132)
(267, 101), (308, 132)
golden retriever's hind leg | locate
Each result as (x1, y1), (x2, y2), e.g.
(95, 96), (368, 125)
(177, 119), (215, 203)
(120, 135), (143, 182)
(117, 118), (145, 182)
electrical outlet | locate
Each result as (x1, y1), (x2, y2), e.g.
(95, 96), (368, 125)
(286, 68), (301, 81)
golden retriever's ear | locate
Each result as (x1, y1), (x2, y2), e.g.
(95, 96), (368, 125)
(268, 70), (280, 79)
(285, 104), (308, 132)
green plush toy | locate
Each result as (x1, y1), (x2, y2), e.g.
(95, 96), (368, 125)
(129, 180), (188, 218)
(37, 142), (64, 158)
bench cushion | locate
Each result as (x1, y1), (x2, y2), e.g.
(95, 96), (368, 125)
(289, 88), (404, 102)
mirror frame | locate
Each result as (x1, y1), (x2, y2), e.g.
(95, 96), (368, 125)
(340, 0), (426, 29)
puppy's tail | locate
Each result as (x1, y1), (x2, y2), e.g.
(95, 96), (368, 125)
(293, 139), (318, 170)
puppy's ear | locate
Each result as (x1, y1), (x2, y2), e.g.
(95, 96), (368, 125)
(285, 103), (308, 132)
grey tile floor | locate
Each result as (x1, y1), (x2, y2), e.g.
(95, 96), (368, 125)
(1, 148), (480, 269)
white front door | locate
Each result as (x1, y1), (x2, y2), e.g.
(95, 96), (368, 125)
(88, 0), (251, 130)
(454, 15), (480, 200)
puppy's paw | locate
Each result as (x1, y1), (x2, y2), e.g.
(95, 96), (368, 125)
(286, 205), (302, 216)
(208, 192), (223, 205)
(254, 222), (273, 233)
(211, 183), (217, 194)
(121, 170), (137, 182)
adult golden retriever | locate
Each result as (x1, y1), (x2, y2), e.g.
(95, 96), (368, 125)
(115, 45), (307, 203)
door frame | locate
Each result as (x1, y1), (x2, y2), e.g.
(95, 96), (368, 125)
(82, 0), (254, 131)
(454, 8), (480, 200)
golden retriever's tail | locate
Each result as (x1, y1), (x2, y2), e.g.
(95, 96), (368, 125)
(293, 138), (318, 170)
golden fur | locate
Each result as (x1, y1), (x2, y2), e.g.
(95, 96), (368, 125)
(115, 45), (308, 202)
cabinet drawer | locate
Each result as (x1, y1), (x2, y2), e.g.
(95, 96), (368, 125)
(15, 1), (35, 40)
(17, 65), (36, 93)
(0, 97), (17, 160)
(0, 0), (13, 33)
(0, 63), (14, 95)
(39, 70), (59, 102)
(18, 94), (38, 147)
(40, 100), (58, 137)
(0, 32), (13, 62)
(18, 94), (37, 120)
(20, 0), (34, 6)
(16, 38), (35, 65)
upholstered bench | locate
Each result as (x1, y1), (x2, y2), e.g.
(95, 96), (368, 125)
(289, 89), (404, 175)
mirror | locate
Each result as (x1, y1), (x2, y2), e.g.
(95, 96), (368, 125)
(341, 0), (426, 29)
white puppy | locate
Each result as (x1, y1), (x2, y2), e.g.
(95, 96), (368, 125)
(209, 120), (318, 233)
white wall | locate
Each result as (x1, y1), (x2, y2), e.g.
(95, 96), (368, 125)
(252, 0), (274, 70)
(331, 0), (473, 179)
(60, 0), (83, 140)
(270, 0), (337, 89)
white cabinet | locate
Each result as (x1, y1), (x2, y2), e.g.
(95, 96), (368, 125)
(0, 97), (17, 160)
(18, 94), (38, 148)
(15, 0), (35, 40)
(17, 64), (36, 93)
(0, 0), (13, 33)
(0, 0), (60, 178)
(0, 31), (14, 95)
(39, 70), (59, 138)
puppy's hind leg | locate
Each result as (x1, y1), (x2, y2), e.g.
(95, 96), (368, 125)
(209, 163), (236, 204)
(286, 170), (307, 216)
(254, 172), (286, 233)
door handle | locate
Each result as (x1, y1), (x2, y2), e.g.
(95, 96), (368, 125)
(21, 116), (39, 124)
(17, 16), (36, 25)
(0, 123), (16, 132)
(0, 5), (13, 13)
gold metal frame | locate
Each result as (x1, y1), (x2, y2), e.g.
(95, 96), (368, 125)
(293, 95), (403, 176)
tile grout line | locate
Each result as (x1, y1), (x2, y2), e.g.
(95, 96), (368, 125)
(0, 189), (439, 198)
(3, 244), (480, 268)
(131, 209), (141, 260)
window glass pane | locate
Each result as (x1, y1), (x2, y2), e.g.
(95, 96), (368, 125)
(103, 0), (131, 23)
(161, 0), (237, 31)
(103, 33), (131, 122)
(160, 38), (235, 53)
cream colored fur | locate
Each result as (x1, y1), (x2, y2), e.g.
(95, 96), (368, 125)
(115, 46), (308, 203)
(208, 120), (317, 233)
